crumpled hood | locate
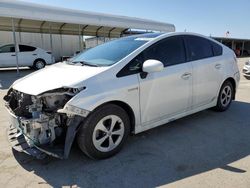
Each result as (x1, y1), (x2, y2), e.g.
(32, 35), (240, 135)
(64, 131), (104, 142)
(12, 62), (108, 95)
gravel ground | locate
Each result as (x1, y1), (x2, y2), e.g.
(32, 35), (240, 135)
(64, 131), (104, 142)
(0, 58), (249, 188)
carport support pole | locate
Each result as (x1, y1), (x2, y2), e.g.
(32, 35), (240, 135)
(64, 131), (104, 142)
(19, 32), (22, 43)
(41, 33), (44, 49)
(11, 18), (20, 76)
(60, 34), (63, 60)
(78, 25), (82, 51)
(242, 41), (245, 56)
(49, 23), (53, 64)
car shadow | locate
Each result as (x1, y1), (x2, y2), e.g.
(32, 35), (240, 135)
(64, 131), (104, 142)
(0, 68), (33, 90)
(12, 100), (250, 188)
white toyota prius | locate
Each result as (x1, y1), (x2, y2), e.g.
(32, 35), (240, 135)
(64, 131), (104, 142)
(4, 32), (240, 159)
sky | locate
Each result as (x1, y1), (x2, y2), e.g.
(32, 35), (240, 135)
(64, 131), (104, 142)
(20, 0), (250, 39)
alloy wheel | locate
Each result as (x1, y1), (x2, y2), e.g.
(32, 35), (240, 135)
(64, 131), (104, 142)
(92, 115), (125, 152)
(36, 61), (45, 69)
(220, 85), (232, 107)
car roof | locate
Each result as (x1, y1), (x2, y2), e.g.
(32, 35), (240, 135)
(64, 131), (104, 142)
(137, 32), (223, 46)
(134, 32), (165, 38)
(0, 43), (36, 47)
(123, 32), (214, 42)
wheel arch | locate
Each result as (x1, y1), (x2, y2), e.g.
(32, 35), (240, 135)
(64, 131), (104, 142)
(92, 100), (136, 134)
(34, 58), (46, 65)
(220, 77), (236, 100)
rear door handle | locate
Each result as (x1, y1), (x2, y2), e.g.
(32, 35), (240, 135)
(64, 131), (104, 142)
(215, 64), (221, 69)
(181, 72), (192, 80)
(11, 54), (16, 56)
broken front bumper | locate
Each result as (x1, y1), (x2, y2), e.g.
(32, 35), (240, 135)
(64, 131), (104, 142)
(8, 124), (47, 159)
(7, 111), (48, 159)
(6, 107), (83, 159)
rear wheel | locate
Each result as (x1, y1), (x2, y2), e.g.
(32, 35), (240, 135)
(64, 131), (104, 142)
(77, 104), (130, 159)
(214, 81), (234, 111)
(33, 59), (46, 70)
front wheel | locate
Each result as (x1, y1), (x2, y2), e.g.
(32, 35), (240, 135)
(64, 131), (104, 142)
(77, 104), (130, 159)
(214, 81), (234, 112)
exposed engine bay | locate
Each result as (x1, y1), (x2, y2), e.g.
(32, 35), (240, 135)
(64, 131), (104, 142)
(4, 88), (84, 158)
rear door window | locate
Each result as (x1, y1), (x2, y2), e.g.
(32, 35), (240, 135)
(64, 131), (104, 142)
(19, 45), (36, 52)
(185, 36), (213, 61)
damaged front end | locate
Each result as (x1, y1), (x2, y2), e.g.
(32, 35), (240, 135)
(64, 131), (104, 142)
(4, 87), (86, 159)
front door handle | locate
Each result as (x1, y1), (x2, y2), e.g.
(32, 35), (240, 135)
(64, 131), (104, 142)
(181, 72), (192, 80)
(215, 64), (221, 69)
(11, 54), (16, 56)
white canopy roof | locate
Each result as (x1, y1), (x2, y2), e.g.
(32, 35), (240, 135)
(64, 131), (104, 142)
(0, 1), (175, 37)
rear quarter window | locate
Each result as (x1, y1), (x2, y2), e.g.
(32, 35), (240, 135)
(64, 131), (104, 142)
(211, 42), (223, 56)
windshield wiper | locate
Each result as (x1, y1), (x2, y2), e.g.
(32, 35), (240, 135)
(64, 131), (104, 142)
(71, 61), (99, 67)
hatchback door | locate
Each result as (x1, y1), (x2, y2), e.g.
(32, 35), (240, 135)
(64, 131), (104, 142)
(184, 35), (224, 108)
(0, 44), (16, 67)
(138, 36), (192, 125)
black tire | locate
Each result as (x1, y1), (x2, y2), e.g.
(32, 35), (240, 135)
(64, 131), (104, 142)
(77, 104), (130, 160)
(214, 80), (234, 112)
(33, 59), (46, 70)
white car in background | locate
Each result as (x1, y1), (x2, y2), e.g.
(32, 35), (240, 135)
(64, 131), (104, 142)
(4, 32), (240, 160)
(0, 44), (55, 69)
(243, 59), (250, 79)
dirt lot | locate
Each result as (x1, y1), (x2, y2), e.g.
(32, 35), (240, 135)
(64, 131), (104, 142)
(0, 59), (250, 188)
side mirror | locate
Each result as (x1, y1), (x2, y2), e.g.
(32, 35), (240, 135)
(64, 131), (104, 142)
(142, 59), (164, 73)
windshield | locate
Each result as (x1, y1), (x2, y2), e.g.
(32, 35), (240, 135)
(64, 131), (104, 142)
(69, 35), (158, 67)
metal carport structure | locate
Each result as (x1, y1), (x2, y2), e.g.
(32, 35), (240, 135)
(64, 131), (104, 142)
(0, 1), (175, 74)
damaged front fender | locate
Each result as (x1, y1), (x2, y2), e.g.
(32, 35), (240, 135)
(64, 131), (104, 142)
(58, 104), (90, 117)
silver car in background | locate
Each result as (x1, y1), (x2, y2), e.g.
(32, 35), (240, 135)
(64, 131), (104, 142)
(243, 60), (250, 79)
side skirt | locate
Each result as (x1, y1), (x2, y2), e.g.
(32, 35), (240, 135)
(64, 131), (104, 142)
(134, 101), (217, 134)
